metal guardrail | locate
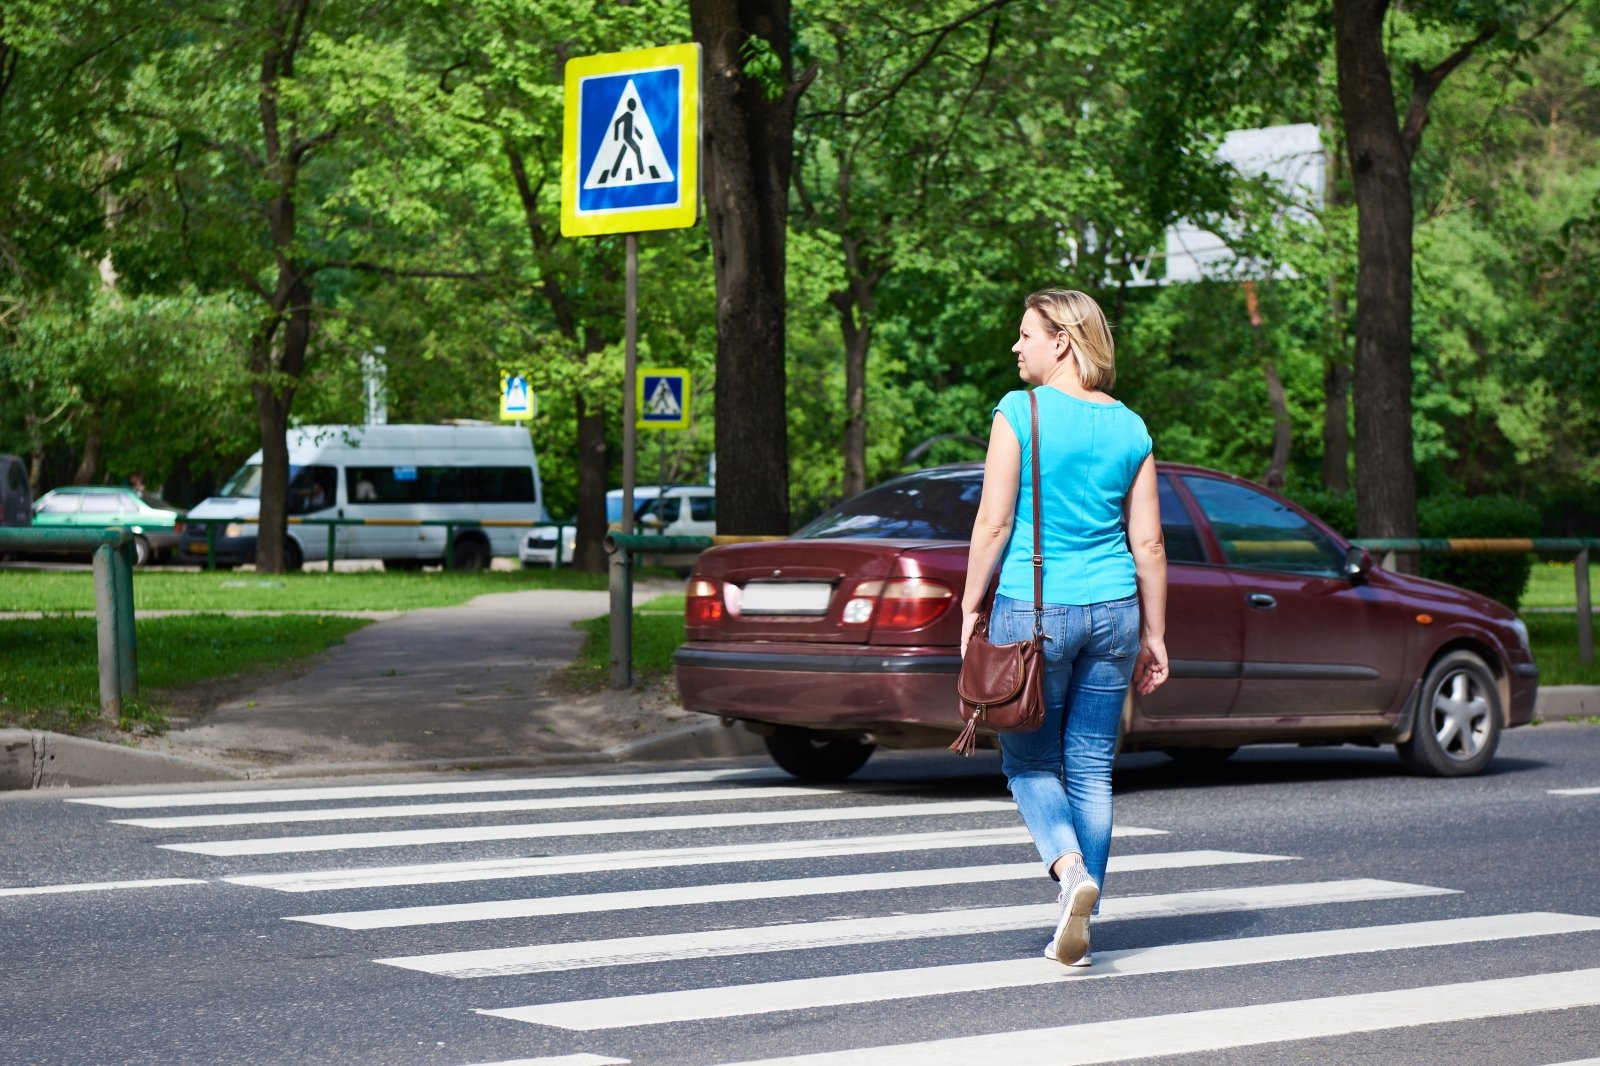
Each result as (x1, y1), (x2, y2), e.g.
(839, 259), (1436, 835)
(0, 527), (137, 716)
(1352, 538), (1595, 664)
(184, 517), (536, 572)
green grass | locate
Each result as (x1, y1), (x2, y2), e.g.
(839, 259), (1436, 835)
(1527, 614), (1600, 686)
(0, 567), (616, 612)
(0, 614), (371, 734)
(565, 610), (686, 690)
(1522, 561), (1599, 609)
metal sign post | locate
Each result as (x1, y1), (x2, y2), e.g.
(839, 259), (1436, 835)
(562, 43), (700, 688)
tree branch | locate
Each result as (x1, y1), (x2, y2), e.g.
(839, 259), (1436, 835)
(289, 125), (339, 165)
(1401, 21), (1500, 159)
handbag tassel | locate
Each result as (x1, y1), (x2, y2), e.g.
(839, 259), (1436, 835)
(948, 710), (980, 757)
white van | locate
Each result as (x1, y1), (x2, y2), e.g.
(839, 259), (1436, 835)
(518, 486), (667, 567)
(180, 424), (545, 571)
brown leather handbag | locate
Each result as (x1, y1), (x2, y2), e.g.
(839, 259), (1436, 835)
(950, 390), (1047, 757)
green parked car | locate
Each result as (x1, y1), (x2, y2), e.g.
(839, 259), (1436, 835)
(30, 486), (184, 566)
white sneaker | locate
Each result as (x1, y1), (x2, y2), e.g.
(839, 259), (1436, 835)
(1044, 928), (1092, 967)
(1049, 863), (1098, 966)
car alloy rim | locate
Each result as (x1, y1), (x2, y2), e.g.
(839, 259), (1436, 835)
(1429, 667), (1492, 760)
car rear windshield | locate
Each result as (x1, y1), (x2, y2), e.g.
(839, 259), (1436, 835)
(793, 468), (981, 541)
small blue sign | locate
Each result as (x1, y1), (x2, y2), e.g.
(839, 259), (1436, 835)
(638, 369), (690, 430)
(576, 67), (682, 215)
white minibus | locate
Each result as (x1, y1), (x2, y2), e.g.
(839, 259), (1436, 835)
(179, 424), (545, 570)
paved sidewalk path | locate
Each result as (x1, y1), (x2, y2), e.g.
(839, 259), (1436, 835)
(139, 582), (703, 772)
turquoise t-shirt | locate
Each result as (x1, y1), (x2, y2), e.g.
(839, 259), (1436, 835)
(994, 387), (1152, 606)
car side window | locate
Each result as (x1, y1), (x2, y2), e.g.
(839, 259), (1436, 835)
(1182, 475), (1345, 577)
(690, 495), (715, 522)
(81, 493), (121, 514)
(39, 494), (80, 514)
(288, 465), (338, 514)
(1157, 476), (1208, 564)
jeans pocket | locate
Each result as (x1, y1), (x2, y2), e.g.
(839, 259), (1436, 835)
(1106, 600), (1142, 660)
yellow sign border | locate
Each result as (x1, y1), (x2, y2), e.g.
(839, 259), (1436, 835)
(561, 43), (700, 237)
(499, 371), (534, 421)
(637, 367), (691, 430)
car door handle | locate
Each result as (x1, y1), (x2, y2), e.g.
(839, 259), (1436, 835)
(1247, 593), (1277, 610)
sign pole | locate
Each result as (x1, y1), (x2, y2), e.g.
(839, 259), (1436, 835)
(622, 232), (639, 536)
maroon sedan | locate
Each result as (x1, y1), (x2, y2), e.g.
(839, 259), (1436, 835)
(674, 463), (1538, 781)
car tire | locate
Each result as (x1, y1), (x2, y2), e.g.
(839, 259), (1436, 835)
(284, 540), (304, 572)
(452, 536), (491, 572)
(1161, 746), (1238, 765)
(1397, 650), (1503, 777)
(763, 726), (875, 782)
(383, 558), (425, 572)
(131, 535), (153, 567)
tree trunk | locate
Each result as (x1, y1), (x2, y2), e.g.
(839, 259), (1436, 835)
(835, 291), (870, 499)
(72, 414), (103, 486)
(572, 393), (609, 572)
(1320, 358), (1352, 491)
(1333, 0), (1418, 549)
(691, 0), (801, 535)
(1243, 281), (1290, 490)
(252, 379), (292, 572)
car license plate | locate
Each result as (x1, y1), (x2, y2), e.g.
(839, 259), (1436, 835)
(187, 542), (210, 554)
(739, 581), (833, 616)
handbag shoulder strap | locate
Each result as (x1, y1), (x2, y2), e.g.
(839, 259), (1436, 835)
(1028, 390), (1043, 638)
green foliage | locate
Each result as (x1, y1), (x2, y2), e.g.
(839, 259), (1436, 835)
(740, 35), (787, 101)
(1525, 613), (1600, 686)
(0, 614), (370, 733)
(565, 609), (684, 689)
(1416, 494), (1540, 609)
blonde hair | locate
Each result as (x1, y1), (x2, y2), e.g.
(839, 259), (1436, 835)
(1024, 288), (1116, 390)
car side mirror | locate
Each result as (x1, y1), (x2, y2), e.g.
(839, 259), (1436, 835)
(639, 512), (664, 529)
(1343, 545), (1373, 581)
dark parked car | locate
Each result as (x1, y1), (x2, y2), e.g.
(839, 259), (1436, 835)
(30, 485), (183, 565)
(674, 463), (1537, 781)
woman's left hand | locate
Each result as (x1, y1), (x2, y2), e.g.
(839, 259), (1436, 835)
(960, 609), (980, 657)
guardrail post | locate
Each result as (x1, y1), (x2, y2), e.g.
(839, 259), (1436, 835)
(443, 523), (455, 570)
(205, 522), (217, 571)
(609, 543), (633, 688)
(1577, 548), (1593, 665)
(92, 544), (125, 719)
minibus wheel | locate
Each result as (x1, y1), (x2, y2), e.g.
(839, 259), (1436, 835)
(452, 536), (490, 572)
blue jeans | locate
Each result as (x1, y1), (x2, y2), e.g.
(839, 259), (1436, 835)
(991, 592), (1139, 901)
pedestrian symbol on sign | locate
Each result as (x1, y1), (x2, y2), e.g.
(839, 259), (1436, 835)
(584, 81), (674, 190)
(637, 368), (690, 430)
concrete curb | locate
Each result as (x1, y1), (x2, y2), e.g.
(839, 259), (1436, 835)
(0, 714), (769, 790)
(1535, 685), (1599, 720)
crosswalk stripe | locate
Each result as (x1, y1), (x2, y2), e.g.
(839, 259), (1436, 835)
(66, 767), (779, 809)
(377, 878), (1454, 979)
(288, 852), (1292, 930)
(224, 828), (1039, 892)
(1550, 787), (1600, 796)
(707, 966), (1600, 1065)
(477, 911), (1600, 1031)
(112, 784), (896, 829)
(0, 878), (208, 897)
(158, 800), (1051, 857)
(455, 1057), (629, 1066)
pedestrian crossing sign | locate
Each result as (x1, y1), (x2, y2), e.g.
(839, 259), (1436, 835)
(562, 44), (700, 237)
(499, 372), (533, 421)
(637, 368), (690, 430)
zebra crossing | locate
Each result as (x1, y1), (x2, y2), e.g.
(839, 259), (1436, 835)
(55, 764), (1600, 1064)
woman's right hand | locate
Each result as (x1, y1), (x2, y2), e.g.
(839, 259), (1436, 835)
(1133, 635), (1168, 695)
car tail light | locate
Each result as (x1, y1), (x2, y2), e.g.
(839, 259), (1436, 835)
(686, 578), (724, 625)
(842, 578), (954, 629)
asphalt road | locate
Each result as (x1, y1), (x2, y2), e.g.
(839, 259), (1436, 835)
(2, 724), (1598, 1066)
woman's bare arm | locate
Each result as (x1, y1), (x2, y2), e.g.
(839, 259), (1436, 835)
(1125, 453), (1169, 694)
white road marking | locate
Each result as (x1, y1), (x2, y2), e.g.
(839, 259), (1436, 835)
(455, 1057), (629, 1066)
(1550, 787), (1600, 796)
(0, 878), (207, 897)
(112, 784), (895, 829)
(289, 852), (1290, 930)
(225, 828), (1039, 892)
(159, 800), (1048, 857)
(709, 967), (1600, 1065)
(67, 767), (778, 808)
(478, 911), (1600, 1031)
(377, 878), (1454, 979)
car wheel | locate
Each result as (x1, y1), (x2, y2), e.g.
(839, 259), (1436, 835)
(131, 535), (153, 567)
(452, 536), (490, 572)
(1161, 746), (1238, 765)
(284, 540), (304, 572)
(1397, 650), (1503, 777)
(763, 726), (875, 782)
(383, 558), (425, 572)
